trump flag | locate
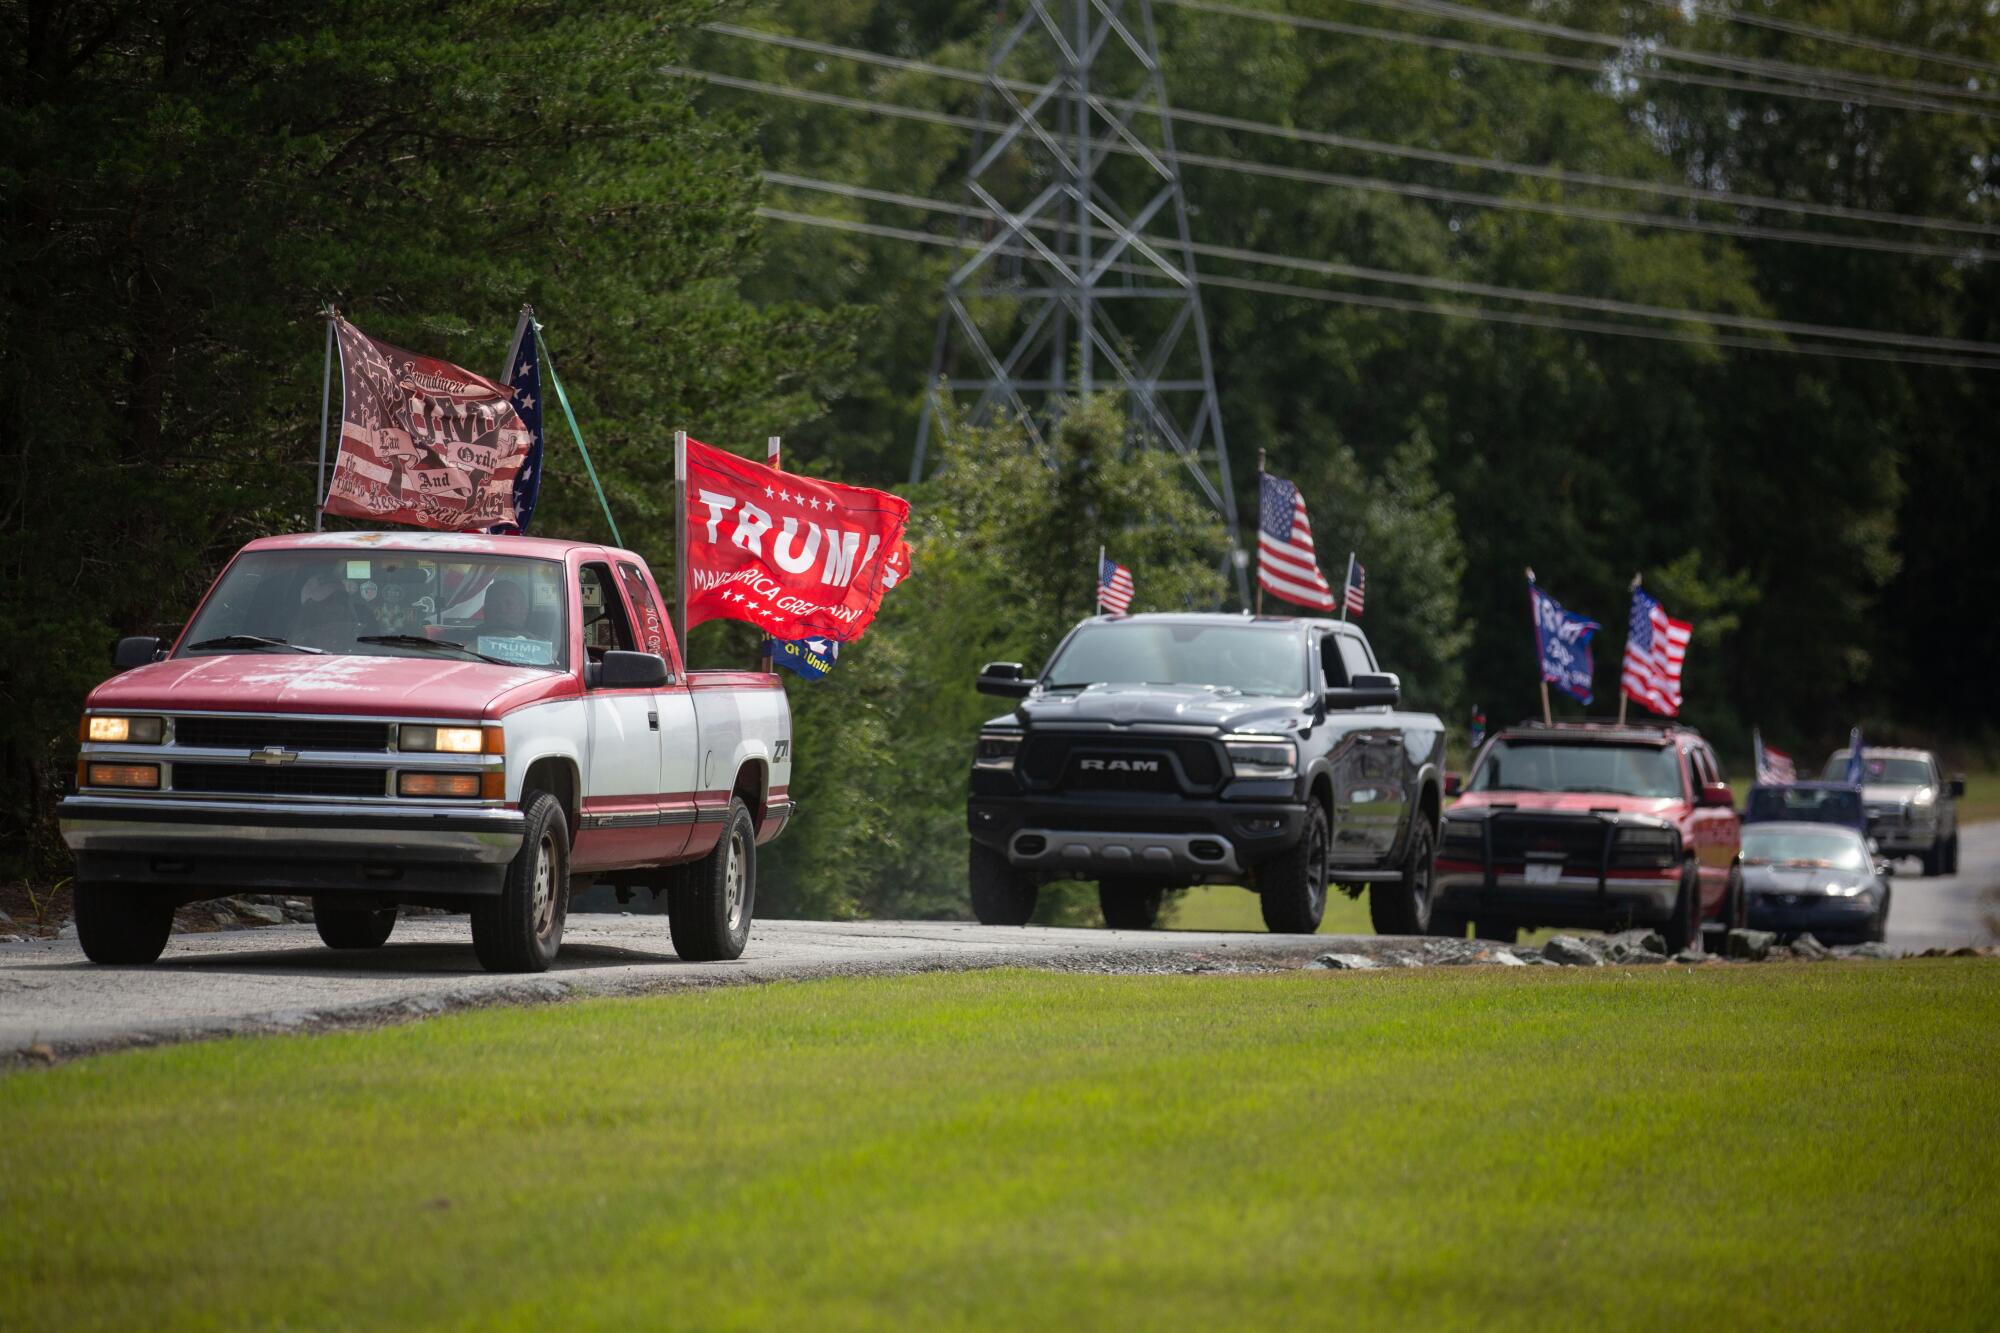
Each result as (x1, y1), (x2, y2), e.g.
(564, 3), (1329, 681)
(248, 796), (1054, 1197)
(682, 436), (911, 643)
(1529, 575), (1601, 704)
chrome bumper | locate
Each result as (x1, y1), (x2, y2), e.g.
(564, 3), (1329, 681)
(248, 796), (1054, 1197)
(59, 795), (526, 864)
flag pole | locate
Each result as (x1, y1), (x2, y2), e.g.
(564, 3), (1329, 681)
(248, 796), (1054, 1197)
(536, 325), (622, 548)
(763, 436), (781, 675)
(1528, 567), (1551, 725)
(1254, 450), (1266, 615)
(1339, 551), (1355, 623)
(1617, 572), (1640, 724)
(1096, 543), (1105, 615)
(673, 429), (688, 654)
(313, 308), (336, 531)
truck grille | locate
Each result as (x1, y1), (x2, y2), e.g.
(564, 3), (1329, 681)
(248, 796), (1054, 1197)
(1487, 815), (1610, 870)
(172, 763), (389, 798)
(174, 717), (393, 753)
(1017, 732), (1224, 794)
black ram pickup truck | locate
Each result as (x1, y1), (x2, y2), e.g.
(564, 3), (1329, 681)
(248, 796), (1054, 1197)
(966, 613), (1447, 933)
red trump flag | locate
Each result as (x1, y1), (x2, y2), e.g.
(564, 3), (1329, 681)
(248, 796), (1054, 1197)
(682, 436), (910, 642)
(323, 316), (532, 530)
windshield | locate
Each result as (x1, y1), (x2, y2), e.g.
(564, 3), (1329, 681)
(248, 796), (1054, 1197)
(1819, 754), (1931, 786)
(178, 549), (568, 670)
(1742, 827), (1867, 870)
(1042, 622), (1306, 696)
(1747, 787), (1862, 826)
(1470, 739), (1684, 799)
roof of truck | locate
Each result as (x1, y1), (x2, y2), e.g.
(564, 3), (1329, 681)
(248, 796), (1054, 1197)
(1828, 746), (1934, 761)
(1492, 720), (1706, 746)
(1083, 611), (1366, 633)
(244, 531), (626, 562)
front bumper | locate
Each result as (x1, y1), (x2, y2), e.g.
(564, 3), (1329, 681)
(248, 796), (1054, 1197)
(59, 795), (525, 901)
(967, 791), (1305, 883)
(1865, 806), (1936, 855)
(1747, 891), (1881, 940)
(1434, 860), (1681, 927)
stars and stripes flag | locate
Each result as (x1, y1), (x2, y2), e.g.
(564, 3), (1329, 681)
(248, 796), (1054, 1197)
(1752, 728), (1796, 787)
(486, 308), (544, 535)
(1098, 553), (1134, 615)
(1621, 587), (1692, 717)
(1343, 557), (1366, 616)
(1257, 473), (1336, 611)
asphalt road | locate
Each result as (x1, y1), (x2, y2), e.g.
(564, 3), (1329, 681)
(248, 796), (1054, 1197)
(1883, 819), (1999, 953)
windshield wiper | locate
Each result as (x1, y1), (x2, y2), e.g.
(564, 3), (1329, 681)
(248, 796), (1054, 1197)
(185, 635), (324, 655)
(354, 634), (516, 668)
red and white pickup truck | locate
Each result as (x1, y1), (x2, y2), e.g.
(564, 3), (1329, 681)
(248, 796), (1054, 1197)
(59, 530), (792, 971)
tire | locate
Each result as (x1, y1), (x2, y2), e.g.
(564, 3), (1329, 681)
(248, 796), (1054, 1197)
(1475, 921), (1519, 945)
(1920, 840), (1941, 877)
(1428, 908), (1469, 939)
(1871, 887), (1891, 943)
(1098, 881), (1165, 930)
(313, 899), (396, 950)
(1261, 801), (1331, 934)
(667, 798), (758, 962)
(969, 841), (1038, 926)
(1660, 863), (1702, 956)
(1369, 815), (1436, 936)
(1725, 864), (1747, 933)
(73, 880), (173, 965)
(471, 791), (569, 973)
(1945, 834), (1959, 875)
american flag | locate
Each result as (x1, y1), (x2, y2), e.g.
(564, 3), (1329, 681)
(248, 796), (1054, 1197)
(1098, 555), (1134, 615)
(1344, 559), (1366, 616)
(1257, 474), (1336, 611)
(1621, 587), (1691, 717)
(1752, 727), (1795, 786)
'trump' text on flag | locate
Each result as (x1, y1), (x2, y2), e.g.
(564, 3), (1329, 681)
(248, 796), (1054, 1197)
(1529, 573), (1601, 706)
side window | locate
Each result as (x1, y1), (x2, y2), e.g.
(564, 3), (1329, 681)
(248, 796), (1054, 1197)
(1318, 633), (1347, 688)
(618, 562), (672, 667)
(578, 563), (636, 660)
(1688, 746), (1714, 794)
(1702, 746), (1727, 786)
(1337, 634), (1374, 680)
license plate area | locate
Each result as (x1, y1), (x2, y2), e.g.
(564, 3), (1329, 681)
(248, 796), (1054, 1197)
(1523, 861), (1563, 885)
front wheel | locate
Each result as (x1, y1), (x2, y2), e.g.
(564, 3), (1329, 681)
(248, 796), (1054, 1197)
(314, 899), (396, 950)
(1260, 802), (1330, 934)
(1098, 881), (1164, 930)
(1945, 834), (1959, 875)
(668, 798), (757, 962)
(1475, 921), (1519, 945)
(1370, 816), (1436, 936)
(471, 791), (569, 973)
(1660, 863), (1702, 956)
(969, 841), (1038, 926)
(1920, 841), (1941, 877)
(73, 881), (173, 965)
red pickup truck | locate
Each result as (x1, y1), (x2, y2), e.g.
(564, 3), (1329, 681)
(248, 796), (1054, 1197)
(1433, 721), (1744, 953)
(59, 531), (793, 972)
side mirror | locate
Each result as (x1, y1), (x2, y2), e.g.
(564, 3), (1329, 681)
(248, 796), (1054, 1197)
(1443, 771), (1462, 797)
(1866, 836), (1880, 855)
(1948, 775), (1966, 799)
(111, 636), (163, 670)
(1324, 671), (1399, 710)
(1698, 781), (1735, 809)
(597, 650), (670, 690)
(1876, 861), (1894, 880)
(977, 661), (1035, 699)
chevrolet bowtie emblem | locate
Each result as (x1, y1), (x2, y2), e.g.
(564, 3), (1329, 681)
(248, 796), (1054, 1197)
(248, 747), (299, 765)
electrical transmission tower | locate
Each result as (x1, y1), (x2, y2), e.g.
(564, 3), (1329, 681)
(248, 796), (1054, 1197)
(911, 0), (1248, 603)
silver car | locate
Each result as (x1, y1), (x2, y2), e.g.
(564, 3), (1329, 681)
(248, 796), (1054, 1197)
(1819, 747), (1962, 876)
(1741, 822), (1891, 944)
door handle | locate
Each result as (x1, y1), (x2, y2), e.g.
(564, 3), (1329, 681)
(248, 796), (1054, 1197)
(647, 711), (659, 731)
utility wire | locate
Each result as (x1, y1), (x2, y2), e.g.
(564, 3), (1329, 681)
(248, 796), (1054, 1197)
(760, 171), (2000, 356)
(1643, 1), (2000, 79)
(702, 28), (2000, 240)
(753, 205), (2000, 372)
(1300, 0), (2000, 106)
(1153, 0), (1995, 115)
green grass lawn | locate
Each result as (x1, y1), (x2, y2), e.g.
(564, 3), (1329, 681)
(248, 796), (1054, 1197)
(5, 962), (1998, 1330)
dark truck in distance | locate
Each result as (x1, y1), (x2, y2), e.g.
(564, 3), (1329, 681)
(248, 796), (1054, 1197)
(966, 613), (1447, 934)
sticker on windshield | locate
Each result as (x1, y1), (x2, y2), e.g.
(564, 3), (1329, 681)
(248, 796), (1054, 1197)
(346, 560), (371, 580)
(477, 635), (555, 666)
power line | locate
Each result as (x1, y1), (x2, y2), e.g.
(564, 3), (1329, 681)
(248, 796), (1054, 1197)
(706, 23), (2000, 240)
(753, 205), (2000, 372)
(1643, 1), (2000, 79)
(760, 172), (2000, 356)
(1311, 0), (2000, 107)
(1154, 0), (1996, 116)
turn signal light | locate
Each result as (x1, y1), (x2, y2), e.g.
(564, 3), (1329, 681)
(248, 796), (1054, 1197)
(399, 772), (482, 798)
(86, 762), (160, 789)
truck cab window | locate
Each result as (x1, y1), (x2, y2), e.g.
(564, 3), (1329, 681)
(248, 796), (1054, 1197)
(1337, 633), (1375, 680)
(1319, 633), (1348, 688)
(578, 563), (637, 660)
(618, 562), (672, 666)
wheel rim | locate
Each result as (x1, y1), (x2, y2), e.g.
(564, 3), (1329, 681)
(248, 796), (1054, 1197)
(724, 827), (748, 933)
(1307, 819), (1328, 917)
(530, 831), (558, 938)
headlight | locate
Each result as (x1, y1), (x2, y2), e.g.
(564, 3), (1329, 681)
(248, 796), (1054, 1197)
(1821, 880), (1867, 898)
(1225, 736), (1298, 780)
(1610, 824), (1679, 869)
(1440, 818), (1483, 855)
(400, 724), (497, 754)
(1912, 788), (1935, 807)
(974, 732), (1021, 770)
(82, 715), (164, 744)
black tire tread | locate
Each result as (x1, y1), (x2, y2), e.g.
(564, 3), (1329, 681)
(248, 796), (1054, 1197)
(1261, 802), (1331, 934)
(470, 791), (568, 973)
(969, 841), (1037, 926)
(1370, 817), (1436, 936)
(73, 881), (173, 965)
(668, 798), (756, 962)
(1098, 881), (1163, 930)
(313, 900), (396, 950)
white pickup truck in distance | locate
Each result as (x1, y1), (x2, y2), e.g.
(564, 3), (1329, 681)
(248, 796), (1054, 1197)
(60, 530), (793, 972)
